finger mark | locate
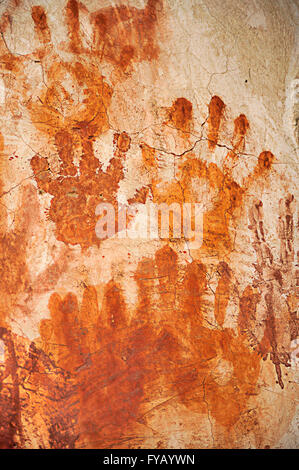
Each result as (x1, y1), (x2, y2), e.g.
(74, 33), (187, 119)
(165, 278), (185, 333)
(207, 95), (225, 150)
(31, 6), (52, 46)
(65, 0), (83, 53)
(231, 114), (249, 151)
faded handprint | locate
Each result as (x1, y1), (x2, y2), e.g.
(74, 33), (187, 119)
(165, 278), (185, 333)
(138, 93), (275, 256)
(136, 92), (297, 394)
(240, 195), (298, 388)
(29, 3), (129, 248)
(0, 0), (297, 451)
(0, 182), (69, 327)
(0, 0), (161, 248)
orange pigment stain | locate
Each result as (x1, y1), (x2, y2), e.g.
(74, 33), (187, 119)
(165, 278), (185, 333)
(166, 97), (193, 133)
(26, 1), (161, 249)
(231, 114), (250, 152)
(257, 150), (275, 172)
(0, 0), (296, 450)
(116, 132), (131, 153)
(31, 5), (52, 45)
(35, 246), (261, 446)
(207, 95), (225, 149)
(65, 0), (83, 54)
(0, 328), (24, 448)
(214, 262), (232, 328)
(90, 0), (161, 71)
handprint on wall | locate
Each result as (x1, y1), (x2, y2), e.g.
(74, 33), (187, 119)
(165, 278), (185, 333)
(0, 0), (161, 248)
(239, 195), (297, 388)
(0, 0), (297, 450)
(33, 247), (260, 448)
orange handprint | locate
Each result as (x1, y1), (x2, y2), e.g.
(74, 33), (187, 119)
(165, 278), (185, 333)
(0, 0), (161, 248)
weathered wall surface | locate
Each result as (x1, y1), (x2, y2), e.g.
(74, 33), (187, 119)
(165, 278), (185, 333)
(0, 0), (298, 448)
